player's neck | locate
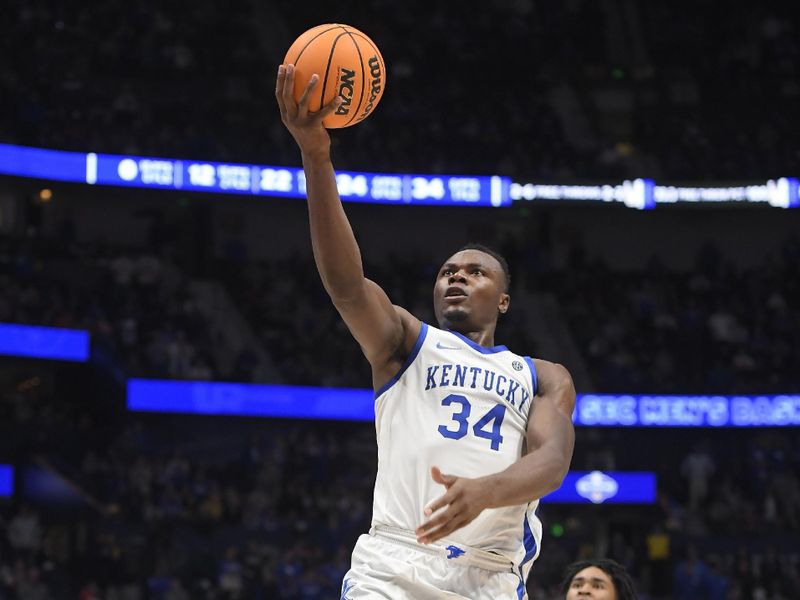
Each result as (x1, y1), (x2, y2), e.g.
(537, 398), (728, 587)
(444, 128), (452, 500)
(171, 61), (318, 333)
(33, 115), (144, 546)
(444, 323), (497, 348)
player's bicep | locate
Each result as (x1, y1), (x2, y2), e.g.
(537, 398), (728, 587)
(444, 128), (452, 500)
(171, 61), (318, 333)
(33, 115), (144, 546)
(332, 278), (419, 366)
(526, 361), (576, 474)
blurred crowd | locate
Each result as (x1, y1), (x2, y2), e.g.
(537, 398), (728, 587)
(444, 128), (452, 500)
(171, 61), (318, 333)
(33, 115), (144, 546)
(2, 0), (799, 597)
(2, 231), (799, 394)
(0, 236), (219, 382)
(554, 235), (800, 393)
(1, 0), (797, 180)
(217, 232), (800, 394)
(0, 368), (376, 600)
(1, 226), (799, 599)
(1, 372), (798, 599)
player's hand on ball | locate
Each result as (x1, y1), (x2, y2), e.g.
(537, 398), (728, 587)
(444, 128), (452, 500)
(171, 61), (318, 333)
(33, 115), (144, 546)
(275, 64), (341, 157)
(415, 466), (492, 545)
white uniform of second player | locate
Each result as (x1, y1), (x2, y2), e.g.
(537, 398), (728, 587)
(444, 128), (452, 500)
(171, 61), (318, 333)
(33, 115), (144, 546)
(343, 323), (543, 599)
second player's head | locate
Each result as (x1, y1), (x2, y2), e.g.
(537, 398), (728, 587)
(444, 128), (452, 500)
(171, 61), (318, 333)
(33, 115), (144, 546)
(560, 559), (637, 600)
(433, 243), (510, 333)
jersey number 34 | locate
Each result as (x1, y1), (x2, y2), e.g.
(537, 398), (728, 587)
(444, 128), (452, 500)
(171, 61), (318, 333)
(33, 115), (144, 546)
(437, 394), (506, 451)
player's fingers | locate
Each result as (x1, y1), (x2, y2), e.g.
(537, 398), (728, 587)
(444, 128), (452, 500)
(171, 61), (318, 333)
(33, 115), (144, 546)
(297, 73), (319, 116)
(424, 516), (468, 544)
(416, 512), (453, 543)
(316, 95), (343, 122)
(281, 63), (297, 111)
(416, 509), (451, 535)
(275, 65), (288, 116)
(431, 466), (456, 488)
(423, 489), (454, 517)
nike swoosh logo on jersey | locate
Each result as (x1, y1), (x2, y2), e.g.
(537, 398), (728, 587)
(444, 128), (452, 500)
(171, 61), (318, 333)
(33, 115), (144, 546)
(436, 342), (461, 350)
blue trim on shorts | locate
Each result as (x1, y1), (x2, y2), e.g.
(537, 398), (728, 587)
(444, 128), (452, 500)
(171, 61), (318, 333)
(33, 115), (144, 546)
(374, 323), (428, 398)
(340, 577), (354, 600)
(516, 578), (526, 600)
(516, 514), (538, 599)
(521, 517), (538, 566)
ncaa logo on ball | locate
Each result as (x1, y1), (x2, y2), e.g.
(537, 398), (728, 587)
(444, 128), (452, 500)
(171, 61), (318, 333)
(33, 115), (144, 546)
(335, 67), (356, 115)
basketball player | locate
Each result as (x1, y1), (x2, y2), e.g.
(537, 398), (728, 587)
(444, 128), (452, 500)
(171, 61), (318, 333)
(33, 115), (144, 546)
(276, 63), (576, 599)
(560, 559), (638, 599)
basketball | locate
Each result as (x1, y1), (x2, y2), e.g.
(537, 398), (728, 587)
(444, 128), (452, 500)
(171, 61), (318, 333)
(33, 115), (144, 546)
(283, 24), (386, 129)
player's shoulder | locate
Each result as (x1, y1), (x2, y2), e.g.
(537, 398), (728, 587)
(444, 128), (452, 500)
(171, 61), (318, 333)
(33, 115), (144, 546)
(531, 358), (572, 376)
(390, 304), (423, 354)
(531, 359), (575, 395)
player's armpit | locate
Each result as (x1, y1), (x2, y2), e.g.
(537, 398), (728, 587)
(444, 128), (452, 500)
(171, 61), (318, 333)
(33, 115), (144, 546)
(333, 278), (421, 370)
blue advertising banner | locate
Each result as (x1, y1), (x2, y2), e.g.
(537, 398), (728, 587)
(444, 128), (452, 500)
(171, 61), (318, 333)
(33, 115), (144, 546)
(0, 323), (89, 362)
(542, 471), (656, 504)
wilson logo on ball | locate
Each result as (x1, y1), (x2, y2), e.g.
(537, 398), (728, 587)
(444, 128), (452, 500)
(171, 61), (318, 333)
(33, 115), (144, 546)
(358, 56), (383, 121)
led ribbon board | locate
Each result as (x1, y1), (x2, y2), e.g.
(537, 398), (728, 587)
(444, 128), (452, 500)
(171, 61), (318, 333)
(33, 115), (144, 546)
(0, 143), (510, 207)
(574, 394), (800, 427)
(127, 380), (800, 428)
(0, 465), (13, 497)
(3, 143), (796, 208)
(0, 323), (89, 362)
(127, 379), (376, 421)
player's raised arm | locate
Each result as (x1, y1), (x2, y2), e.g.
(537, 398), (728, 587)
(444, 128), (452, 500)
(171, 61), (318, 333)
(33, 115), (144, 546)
(275, 64), (419, 375)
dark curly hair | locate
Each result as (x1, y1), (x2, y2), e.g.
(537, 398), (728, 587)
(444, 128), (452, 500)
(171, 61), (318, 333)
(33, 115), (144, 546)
(559, 559), (638, 600)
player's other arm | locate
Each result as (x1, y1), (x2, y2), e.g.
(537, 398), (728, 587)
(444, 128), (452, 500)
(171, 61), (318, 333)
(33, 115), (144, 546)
(486, 359), (576, 505)
(416, 360), (575, 544)
(275, 65), (419, 370)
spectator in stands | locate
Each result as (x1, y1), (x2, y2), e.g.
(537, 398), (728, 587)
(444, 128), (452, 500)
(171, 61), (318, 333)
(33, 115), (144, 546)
(680, 443), (715, 511)
(7, 506), (42, 561)
(560, 558), (637, 599)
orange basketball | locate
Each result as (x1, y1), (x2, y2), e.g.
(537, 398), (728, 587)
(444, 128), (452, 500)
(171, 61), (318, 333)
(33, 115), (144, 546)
(283, 24), (386, 129)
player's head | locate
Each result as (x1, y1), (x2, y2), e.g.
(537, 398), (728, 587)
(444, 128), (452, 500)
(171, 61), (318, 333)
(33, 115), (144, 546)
(560, 559), (637, 600)
(433, 243), (511, 331)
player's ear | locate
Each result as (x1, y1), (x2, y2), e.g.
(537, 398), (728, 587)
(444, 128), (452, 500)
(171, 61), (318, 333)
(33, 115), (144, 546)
(498, 293), (510, 315)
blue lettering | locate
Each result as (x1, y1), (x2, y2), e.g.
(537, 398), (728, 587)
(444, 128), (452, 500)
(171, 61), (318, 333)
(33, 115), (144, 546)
(426, 366), (439, 390)
(482, 371), (496, 392)
(520, 386), (530, 411)
(468, 367), (481, 388)
(496, 375), (507, 397)
(453, 365), (467, 388)
(506, 379), (520, 406)
(440, 364), (453, 387)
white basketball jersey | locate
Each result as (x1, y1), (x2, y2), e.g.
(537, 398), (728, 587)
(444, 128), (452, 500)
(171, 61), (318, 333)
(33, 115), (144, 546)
(371, 323), (542, 571)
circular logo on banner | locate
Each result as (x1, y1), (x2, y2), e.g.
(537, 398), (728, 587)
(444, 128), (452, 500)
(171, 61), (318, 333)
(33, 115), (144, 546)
(117, 159), (139, 181)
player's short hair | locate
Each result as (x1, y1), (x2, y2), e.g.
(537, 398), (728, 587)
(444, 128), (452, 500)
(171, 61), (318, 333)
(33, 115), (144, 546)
(559, 559), (638, 600)
(457, 243), (511, 292)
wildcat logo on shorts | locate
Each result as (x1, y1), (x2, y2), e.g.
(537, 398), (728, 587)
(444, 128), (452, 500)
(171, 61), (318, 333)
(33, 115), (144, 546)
(335, 68), (356, 115)
(357, 56), (382, 121)
(445, 545), (465, 559)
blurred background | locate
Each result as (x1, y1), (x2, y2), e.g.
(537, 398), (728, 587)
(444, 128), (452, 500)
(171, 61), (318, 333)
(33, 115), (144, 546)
(1, 0), (799, 598)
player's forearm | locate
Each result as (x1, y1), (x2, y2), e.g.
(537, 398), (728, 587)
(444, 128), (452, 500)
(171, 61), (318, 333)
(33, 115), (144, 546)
(482, 444), (570, 508)
(303, 151), (366, 301)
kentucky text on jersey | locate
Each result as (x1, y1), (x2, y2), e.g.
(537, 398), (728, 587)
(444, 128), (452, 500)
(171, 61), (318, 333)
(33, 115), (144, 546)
(425, 364), (530, 411)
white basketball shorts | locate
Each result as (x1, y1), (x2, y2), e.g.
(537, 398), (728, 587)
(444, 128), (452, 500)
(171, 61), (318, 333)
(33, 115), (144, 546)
(340, 526), (527, 600)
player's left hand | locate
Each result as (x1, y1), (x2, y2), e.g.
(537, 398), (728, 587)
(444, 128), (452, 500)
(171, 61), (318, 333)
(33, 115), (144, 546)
(415, 466), (492, 544)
